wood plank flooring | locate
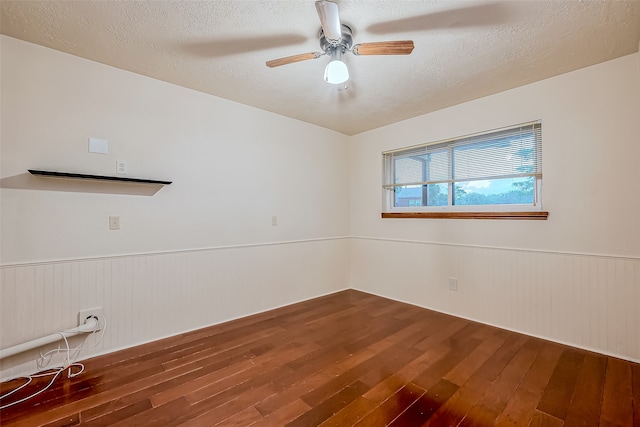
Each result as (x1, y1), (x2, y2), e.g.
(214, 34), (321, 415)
(1, 289), (639, 426)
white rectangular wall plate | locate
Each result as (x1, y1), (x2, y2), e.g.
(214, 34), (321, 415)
(88, 137), (108, 154)
(109, 216), (120, 230)
(78, 307), (104, 331)
(116, 159), (127, 175)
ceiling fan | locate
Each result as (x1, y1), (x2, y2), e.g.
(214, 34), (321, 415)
(265, 0), (414, 85)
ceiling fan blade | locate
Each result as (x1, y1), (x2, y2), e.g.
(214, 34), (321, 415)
(315, 0), (342, 43)
(266, 52), (323, 68)
(352, 41), (415, 56)
(184, 34), (308, 58)
(367, 3), (507, 34)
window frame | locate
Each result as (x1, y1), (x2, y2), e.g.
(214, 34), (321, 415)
(382, 121), (547, 219)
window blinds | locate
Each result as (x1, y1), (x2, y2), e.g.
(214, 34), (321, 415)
(383, 122), (542, 188)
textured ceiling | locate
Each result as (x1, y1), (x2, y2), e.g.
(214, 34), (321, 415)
(1, 1), (639, 135)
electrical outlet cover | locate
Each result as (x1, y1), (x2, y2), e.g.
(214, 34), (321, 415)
(109, 216), (120, 230)
(116, 159), (127, 175)
(78, 307), (104, 331)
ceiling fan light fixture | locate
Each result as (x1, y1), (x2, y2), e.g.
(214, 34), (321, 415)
(324, 47), (349, 84)
(324, 59), (349, 84)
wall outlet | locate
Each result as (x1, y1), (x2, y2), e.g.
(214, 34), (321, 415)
(78, 307), (104, 331)
(116, 159), (127, 175)
(109, 216), (120, 230)
(448, 277), (458, 291)
(272, 216), (278, 226)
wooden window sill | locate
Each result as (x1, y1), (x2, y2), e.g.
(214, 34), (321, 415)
(381, 211), (549, 220)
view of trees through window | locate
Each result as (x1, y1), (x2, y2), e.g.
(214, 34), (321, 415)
(394, 175), (535, 207)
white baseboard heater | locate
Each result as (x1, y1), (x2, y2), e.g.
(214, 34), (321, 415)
(0, 318), (99, 360)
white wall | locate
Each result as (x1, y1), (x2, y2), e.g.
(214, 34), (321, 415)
(349, 53), (640, 362)
(0, 36), (350, 379)
(1, 36), (350, 264)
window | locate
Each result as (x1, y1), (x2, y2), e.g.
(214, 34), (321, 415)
(383, 122), (545, 218)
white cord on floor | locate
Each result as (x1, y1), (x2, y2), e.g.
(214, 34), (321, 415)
(0, 316), (106, 410)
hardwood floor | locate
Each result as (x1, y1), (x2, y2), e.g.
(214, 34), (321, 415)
(1, 289), (638, 426)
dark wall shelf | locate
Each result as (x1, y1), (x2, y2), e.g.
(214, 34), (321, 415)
(28, 170), (172, 185)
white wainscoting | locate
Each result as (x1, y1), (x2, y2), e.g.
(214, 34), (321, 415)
(350, 237), (640, 363)
(0, 238), (349, 380)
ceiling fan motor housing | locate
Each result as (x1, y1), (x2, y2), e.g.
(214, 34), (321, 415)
(319, 24), (353, 55)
